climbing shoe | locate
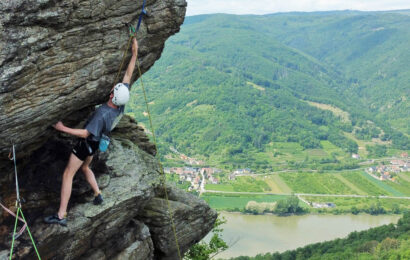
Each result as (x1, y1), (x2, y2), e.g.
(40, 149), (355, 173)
(44, 214), (67, 226)
(93, 193), (104, 205)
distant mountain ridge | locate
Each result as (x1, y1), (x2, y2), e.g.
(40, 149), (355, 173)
(126, 11), (409, 169)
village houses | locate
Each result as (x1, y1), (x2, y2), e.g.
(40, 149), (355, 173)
(366, 154), (409, 181)
(164, 166), (221, 190)
(229, 168), (253, 180)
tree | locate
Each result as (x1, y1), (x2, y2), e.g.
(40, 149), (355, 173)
(366, 144), (387, 158)
(366, 202), (386, 215)
(184, 215), (229, 260)
(351, 206), (359, 215)
(274, 195), (305, 215)
(377, 237), (400, 252)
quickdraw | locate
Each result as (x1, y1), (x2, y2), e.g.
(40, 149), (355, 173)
(129, 0), (147, 36)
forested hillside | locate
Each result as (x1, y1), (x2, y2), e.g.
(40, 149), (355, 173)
(239, 10), (410, 137)
(126, 11), (409, 169)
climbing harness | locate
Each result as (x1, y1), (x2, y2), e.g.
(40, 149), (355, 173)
(112, 0), (183, 258)
(5, 145), (41, 260)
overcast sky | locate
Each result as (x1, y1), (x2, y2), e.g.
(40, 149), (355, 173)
(186, 0), (410, 16)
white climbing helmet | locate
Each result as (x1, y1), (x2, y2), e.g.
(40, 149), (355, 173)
(112, 83), (130, 106)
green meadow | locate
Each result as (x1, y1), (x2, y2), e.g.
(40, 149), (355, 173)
(200, 170), (410, 214)
(340, 171), (389, 196)
(278, 172), (355, 194)
(201, 193), (287, 211)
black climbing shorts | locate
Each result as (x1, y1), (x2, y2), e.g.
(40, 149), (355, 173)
(72, 139), (99, 161)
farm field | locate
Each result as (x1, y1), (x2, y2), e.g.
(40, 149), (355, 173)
(205, 184), (234, 192)
(398, 172), (410, 182)
(262, 175), (292, 193)
(278, 172), (355, 194)
(383, 177), (410, 197)
(334, 174), (366, 195)
(266, 142), (306, 163)
(201, 193), (287, 210)
(359, 172), (405, 197)
(265, 141), (350, 164)
(201, 170), (410, 213)
(205, 176), (270, 192)
(205, 171), (410, 197)
(304, 149), (329, 160)
(261, 175), (283, 193)
(340, 171), (388, 196)
(320, 140), (345, 156)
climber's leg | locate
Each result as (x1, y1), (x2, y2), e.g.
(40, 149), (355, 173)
(81, 156), (101, 196)
(58, 153), (83, 219)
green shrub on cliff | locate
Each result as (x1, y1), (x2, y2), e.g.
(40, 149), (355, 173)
(184, 215), (228, 260)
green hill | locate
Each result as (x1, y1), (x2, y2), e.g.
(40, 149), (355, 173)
(241, 10), (410, 135)
(126, 11), (409, 170)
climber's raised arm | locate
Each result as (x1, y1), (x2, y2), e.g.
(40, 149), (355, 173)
(122, 38), (139, 85)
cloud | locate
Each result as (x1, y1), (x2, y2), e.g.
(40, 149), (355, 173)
(186, 0), (410, 16)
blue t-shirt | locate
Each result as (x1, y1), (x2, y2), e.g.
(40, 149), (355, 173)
(85, 83), (128, 141)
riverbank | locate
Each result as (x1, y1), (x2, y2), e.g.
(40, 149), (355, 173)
(218, 210), (402, 218)
(201, 192), (410, 216)
(208, 212), (402, 259)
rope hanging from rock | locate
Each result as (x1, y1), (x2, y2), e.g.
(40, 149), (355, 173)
(135, 53), (183, 260)
(115, 0), (183, 258)
(7, 145), (41, 260)
(0, 148), (28, 239)
(112, 0), (147, 86)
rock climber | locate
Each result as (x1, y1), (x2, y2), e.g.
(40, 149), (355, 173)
(44, 38), (139, 226)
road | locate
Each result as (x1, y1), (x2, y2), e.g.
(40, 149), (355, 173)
(234, 167), (368, 177)
(232, 156), (399, 177)
(199, 170), (206, 195)
(203, 190), (410, 200)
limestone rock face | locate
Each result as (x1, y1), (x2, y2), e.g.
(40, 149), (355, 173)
(0, 0), (186, 157)
(0, 1), (218, 259)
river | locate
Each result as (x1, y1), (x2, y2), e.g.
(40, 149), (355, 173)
(208, 212), (401, 259)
